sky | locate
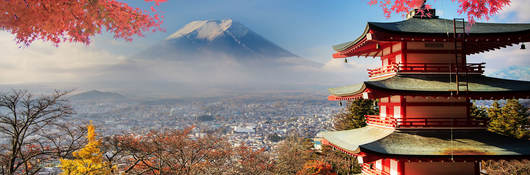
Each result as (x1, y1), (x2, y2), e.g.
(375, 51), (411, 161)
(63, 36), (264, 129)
(0, 0), (529, 96)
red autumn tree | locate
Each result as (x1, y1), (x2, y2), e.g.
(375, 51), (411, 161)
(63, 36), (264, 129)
(108, 127), (233, 175)
(297, 160), (337, 175)
(0, 0), (166, 47)
(368, 0), (511, 23)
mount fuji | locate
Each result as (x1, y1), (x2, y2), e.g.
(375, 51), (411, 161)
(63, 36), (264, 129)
(139, 19), (298, 60)
(84, 19), (350, 97)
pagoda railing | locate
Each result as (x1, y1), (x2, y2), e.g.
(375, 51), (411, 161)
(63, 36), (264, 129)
(397, 117), (488, 128)
(366, 115), (397, 128)
(365, 115), (488, 128)
(367, 63), (485, 78)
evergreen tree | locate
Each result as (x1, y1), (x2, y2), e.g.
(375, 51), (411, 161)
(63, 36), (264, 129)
(470, 100), (488, 120)
(487, 100), (529, 139)
(333, 99), (377, 130)
(60, 121), (113, 175)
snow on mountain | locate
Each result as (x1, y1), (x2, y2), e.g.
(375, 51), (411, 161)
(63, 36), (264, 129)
(138, 19), (297, 60)
(166, 19), (234, 41)
(109, 19), (351, 97)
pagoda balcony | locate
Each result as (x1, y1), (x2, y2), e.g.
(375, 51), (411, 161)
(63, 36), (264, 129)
(365, 115), (488, 128)
(367, 63), (485, 78)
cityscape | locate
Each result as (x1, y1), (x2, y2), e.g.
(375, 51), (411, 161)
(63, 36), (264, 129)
(69, 91), (339, 150)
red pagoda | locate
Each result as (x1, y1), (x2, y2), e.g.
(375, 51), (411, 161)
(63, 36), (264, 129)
(318, 5), (530, 175)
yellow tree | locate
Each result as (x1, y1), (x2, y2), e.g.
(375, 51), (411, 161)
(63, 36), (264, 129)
(60, 121), (113, 175)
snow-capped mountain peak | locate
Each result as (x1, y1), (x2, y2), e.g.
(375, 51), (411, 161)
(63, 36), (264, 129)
(166, 19), (235, 41)
(146, 19), (296, 60)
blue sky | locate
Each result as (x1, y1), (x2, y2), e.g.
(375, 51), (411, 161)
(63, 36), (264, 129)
(96, 0), (528, 63)
(0, 0), (528, 89)
(119, 0), (470, 60)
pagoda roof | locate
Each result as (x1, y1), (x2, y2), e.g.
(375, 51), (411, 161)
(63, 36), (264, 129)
(332, 18), (530, 56)
(364, 130), (530, 156)
(328, 75), (530, 100)
(320, 128), (530, 156)
(318, 126), (395, 153)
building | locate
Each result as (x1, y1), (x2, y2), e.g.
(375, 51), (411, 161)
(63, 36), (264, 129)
(319, 4), (530, 175)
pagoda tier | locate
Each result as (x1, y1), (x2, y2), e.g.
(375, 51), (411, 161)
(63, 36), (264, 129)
(332, 18), (530, 58)
(331, 17), (530, 80)
(316, 128), (530, 175)
(328, 74), (530, 100)
(327, 75), (530, 129)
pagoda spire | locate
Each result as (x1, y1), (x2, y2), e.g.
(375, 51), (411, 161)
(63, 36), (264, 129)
(407, 0), (437, 19)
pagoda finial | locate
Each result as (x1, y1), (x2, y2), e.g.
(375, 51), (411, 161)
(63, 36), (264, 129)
(407, 0), (438, 19)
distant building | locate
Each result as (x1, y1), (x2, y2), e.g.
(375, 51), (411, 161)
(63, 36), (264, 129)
(233, 126), (255, 133)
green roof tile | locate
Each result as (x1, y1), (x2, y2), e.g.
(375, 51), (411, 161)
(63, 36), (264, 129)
(329, 75), (530, 97)
(320, 128), (530, 156)
(361, 130), (530, 156)
(333, 18), (530, 52)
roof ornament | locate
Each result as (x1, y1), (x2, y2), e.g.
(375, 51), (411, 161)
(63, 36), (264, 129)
(407, 0), (438, 19)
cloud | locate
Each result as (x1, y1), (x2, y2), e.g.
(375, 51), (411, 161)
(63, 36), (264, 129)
(467, 45), (530, 75)
(0, 32), (125, 85)
(498, 0), (530, 22)
(0, 30), (379, 97)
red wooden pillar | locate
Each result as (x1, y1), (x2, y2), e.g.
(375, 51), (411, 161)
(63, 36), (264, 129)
(398, 159), (405, 175)
(466, 97), (471, 125)
(402, 41), (407, 67)
(400, 96), (406, 127)
(474, 161), (480, 175)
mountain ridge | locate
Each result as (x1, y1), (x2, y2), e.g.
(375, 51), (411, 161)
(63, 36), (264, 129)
(137, 19), (298, 60)
(69, 90), (127, 101)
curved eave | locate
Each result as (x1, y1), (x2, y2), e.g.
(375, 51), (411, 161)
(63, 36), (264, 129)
(321, 128), (530, 158)
(333, 25), (371, 52)
(368, 18), (530, 35)
(332, 18), (530, 58)
(328, 75), (530, 100)
(360, 130), (530, 156)
(328, 82), (369, 101)
(318, 126), (395, 153)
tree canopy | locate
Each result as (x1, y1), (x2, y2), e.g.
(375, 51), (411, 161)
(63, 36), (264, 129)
(333, 100), (378, 131)
(0, 0), (166, 47)
(487, 100), (529, 139)
(60, 121), (113, 175)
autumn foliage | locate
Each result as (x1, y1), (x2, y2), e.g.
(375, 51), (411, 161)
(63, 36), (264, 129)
(60, 121), (113, 175)
(104, 127), (235, 175)
(0, 0), (166, 46)
(368, 0), (511, 23)
(297, 160), (336, 175)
